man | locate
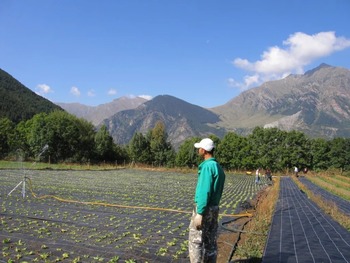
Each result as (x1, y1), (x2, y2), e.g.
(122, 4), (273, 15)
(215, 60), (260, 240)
(189, 138), (226, 263)
(294, 166), (299, 177)
(255, 168), (261, 184)
(265, 168), (272, 182)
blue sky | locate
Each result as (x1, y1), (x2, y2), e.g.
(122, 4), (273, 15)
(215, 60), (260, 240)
(1, 0), (350, 108)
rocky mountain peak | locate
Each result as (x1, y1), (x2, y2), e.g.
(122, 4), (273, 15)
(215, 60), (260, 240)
(211, 64), (350, 138)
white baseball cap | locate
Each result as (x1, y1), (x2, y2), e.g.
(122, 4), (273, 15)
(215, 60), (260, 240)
(194, 138), (215, 151)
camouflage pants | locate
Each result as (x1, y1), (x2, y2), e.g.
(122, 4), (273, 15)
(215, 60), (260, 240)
(188, 206), (219, 263)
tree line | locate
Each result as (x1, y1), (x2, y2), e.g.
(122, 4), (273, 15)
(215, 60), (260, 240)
(1, 111), (349, 172)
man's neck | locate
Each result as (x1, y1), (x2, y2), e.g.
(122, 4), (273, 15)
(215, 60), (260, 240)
(204, 153), (213, 160)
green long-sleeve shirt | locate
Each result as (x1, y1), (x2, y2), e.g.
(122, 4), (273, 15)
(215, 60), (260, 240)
(194, 157), (225, 215)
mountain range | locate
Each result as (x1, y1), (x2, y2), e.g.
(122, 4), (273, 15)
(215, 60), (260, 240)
(57, 97), (147, 126)
(212, 63), (350, 138)
(2, 64), (350, 149)
(60, 64), (350, 148)
(99, 95), (227, 148)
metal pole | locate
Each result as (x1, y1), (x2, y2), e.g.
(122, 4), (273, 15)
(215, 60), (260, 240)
(22, 178), (26, 198)
(8, 181), (23, 196)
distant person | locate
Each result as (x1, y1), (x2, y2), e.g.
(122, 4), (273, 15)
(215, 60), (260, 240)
(255, 168), (261, 184)
(303, 167), (308, 174)
(266, 168), (272, 182)
(294, 166), (299, 177)
(189, 138), (226, 262)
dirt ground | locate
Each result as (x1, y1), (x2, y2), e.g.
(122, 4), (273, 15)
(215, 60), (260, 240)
(216, 187), (269, 263)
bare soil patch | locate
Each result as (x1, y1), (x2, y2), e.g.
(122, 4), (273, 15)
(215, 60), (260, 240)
(217, 186), (271, 263)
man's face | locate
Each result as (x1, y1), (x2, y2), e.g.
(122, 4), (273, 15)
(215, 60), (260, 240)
(198, 148), (205, 157)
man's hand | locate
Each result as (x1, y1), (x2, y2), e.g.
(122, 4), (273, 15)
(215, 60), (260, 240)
(194, 214), (203, 230)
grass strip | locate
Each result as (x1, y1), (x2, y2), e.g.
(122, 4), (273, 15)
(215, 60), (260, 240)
(305, 173), (350, 201)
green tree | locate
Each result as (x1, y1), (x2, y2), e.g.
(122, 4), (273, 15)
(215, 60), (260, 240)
(175, 137), (201, 167)
(72, 116), (96, 162)
(246, 127), (272, 169)
(239, 137), (256, 171)
(0, 117), (15, 158)
(94, 125), (116, 162)
(113, 144), (130, 165)
(279, 130), (310, 171)
(148, 121), (175, 167)
(328, 137), (350, 171)
(25, 113), (49, 159)
(254, 127), (287, 171)
(25, 111), (95, 163)
(216, 132), (245, 170)
(128, 132), (151, 164)
(310, 138), (330, 171)
(13, 120), (31, 159)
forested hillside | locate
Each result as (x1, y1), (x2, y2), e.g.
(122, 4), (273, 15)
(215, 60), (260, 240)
(0, 68), (63, 123)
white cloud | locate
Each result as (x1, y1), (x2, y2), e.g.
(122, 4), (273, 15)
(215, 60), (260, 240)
(231, 31), (350, 90)
(227, 78), (238, 87)
(87, 89), (95, 97)
(139, 95), (152, 100)
(108, 88), (117, 96)
(126, 94), (152, 100)
(70, 86), (81, 97)
(36, 84), (53, 95)
(228, 75), (260, 92)
(244, 75), (260, 89)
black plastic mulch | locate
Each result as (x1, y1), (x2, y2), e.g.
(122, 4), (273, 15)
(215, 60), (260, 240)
(299, 177), (350, 216)
(262, 177), (350, 263)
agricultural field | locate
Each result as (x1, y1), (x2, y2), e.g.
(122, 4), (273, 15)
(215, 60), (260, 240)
(0, 168), (268, 262)
(263, 176), (350, 262)
(304, 172), (350, 202)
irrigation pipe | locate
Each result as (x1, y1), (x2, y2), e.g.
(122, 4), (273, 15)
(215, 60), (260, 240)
(220, 188), (268, 263)
(221, 216), (252, 263)
(24, 177), (252, 218)
(220, 215), (267, 263)
(221, 217), (267, 236)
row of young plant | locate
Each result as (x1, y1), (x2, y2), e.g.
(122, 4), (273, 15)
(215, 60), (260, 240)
(0, 169), (268, 262)
(1, 112), (350, 172)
